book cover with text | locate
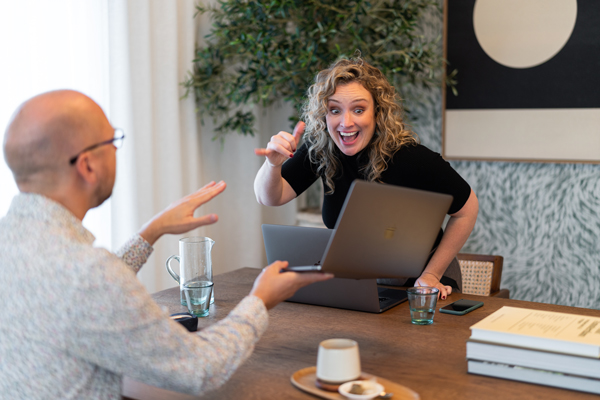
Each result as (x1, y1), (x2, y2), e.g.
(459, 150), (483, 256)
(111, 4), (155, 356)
(469, 306), (600, 358)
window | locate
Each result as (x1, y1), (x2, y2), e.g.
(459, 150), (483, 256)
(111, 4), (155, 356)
(0, 0), (112, 249)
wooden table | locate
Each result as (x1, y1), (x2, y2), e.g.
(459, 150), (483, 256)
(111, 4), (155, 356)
(123, 268), (600, 400)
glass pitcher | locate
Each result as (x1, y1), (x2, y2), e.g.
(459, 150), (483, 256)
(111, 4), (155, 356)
(166, 237), (215, 306)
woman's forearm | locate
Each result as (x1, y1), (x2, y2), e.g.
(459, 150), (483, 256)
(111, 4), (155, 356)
(254, 160), (296, 206)
(421, 189), (479, 279)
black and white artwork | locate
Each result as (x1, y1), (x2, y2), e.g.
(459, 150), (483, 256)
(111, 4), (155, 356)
(443, 0), (600, 162)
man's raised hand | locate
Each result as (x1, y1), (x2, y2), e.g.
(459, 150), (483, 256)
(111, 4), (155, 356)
(138, 181), (227, 245)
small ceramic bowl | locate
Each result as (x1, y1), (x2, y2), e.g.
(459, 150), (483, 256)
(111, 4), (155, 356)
(338, 380), (385, 400)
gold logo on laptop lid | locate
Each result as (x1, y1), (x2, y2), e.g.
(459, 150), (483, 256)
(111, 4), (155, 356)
(384, 226), (396, 239)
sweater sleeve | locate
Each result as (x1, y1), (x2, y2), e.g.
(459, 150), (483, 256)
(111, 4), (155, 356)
(115, 234), (153, 273)
(66, 250), (269, 396)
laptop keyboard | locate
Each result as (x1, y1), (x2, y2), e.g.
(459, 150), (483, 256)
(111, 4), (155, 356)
(378, 288), (406, 298)
(377, 288), (408, 309)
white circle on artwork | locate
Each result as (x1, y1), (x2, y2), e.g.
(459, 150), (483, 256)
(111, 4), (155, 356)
(473, 0), (577, 69)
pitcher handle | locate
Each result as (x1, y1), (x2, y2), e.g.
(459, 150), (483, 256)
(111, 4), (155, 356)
(165, 255), (181, 283)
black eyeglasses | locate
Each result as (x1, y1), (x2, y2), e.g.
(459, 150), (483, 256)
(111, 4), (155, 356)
(69, 128), (125, 165)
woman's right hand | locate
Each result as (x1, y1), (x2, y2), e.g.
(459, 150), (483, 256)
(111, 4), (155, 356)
(254, 121), (305, 167)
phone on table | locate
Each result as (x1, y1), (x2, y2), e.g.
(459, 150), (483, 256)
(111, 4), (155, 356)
(439, 299), (484, 315)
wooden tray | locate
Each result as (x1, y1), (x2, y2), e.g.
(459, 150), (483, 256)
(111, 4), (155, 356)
(291, 366), (420, 400)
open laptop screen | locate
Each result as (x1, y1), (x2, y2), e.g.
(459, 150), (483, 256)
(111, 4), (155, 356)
(264, 180), (452, 279)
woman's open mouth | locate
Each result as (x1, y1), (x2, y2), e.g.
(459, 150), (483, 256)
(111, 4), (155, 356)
(339, 131), (359, 144)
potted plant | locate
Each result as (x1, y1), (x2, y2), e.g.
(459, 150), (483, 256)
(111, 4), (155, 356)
(183, 0), (449, 140)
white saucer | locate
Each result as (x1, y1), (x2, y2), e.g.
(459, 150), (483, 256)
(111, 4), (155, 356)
(338, 380), (385, 400)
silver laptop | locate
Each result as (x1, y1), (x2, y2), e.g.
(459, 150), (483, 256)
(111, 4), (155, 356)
(262, 180), (453, 313)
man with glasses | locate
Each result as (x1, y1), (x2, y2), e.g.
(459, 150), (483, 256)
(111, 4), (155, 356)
(68, 128), (125, 165)
(0, 90), (332, 398)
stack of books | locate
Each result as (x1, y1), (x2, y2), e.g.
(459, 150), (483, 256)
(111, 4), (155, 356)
(467, 306), (600, 395)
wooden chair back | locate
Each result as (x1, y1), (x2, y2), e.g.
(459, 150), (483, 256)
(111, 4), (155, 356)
(457, 253), (509, 298)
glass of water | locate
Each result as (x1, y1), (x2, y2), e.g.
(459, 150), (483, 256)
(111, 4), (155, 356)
(407, 287), (439, 325)
(183, 281), (213, 317)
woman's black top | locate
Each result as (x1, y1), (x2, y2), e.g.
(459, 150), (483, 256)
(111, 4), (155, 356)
(281, 142), (472, 249)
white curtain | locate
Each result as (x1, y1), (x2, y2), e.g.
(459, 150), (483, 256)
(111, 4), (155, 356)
(107, 0), (297, 294)
(0, 0), (112, 249)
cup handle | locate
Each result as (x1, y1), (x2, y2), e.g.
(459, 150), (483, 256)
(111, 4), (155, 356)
(165, 255), (181, 283)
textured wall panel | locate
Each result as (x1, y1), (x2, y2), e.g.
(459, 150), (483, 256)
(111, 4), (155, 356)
(403, 3), (600, 310)
(409, 86), (600, 310)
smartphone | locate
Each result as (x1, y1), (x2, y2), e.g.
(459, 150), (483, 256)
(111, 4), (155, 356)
(439, 299), (484, 315)
(280, 266), (322, 273)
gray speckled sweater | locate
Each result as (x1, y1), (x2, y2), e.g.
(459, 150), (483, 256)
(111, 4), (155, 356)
(0, 193), (268, 399)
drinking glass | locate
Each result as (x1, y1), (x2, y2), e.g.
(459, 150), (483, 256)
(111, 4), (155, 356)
(407, 287), (439, 325)
(183, 281), (213, 317)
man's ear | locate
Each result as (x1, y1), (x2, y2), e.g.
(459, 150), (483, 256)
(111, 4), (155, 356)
(73, 153), (98, 185)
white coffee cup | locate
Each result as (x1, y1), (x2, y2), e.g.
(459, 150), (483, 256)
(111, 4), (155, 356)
(316, 338), (361, 383)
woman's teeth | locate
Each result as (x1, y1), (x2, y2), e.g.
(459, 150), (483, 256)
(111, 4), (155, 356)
(340, 131), (358, 143)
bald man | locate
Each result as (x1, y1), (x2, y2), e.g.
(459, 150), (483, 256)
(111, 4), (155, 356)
(0, 90), (332, 399)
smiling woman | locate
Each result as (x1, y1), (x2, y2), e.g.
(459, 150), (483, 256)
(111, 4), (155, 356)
(300, 59), (418, 195)
(254, 57), (479, 298)
(324, 83), (376, 157)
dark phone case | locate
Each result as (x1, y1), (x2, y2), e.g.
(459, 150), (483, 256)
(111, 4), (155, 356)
(439, 300), (484, 315)
(170, 312), (198, 332)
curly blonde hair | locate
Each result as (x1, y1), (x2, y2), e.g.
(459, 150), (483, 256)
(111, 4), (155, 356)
(302, 57), (418, 194)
